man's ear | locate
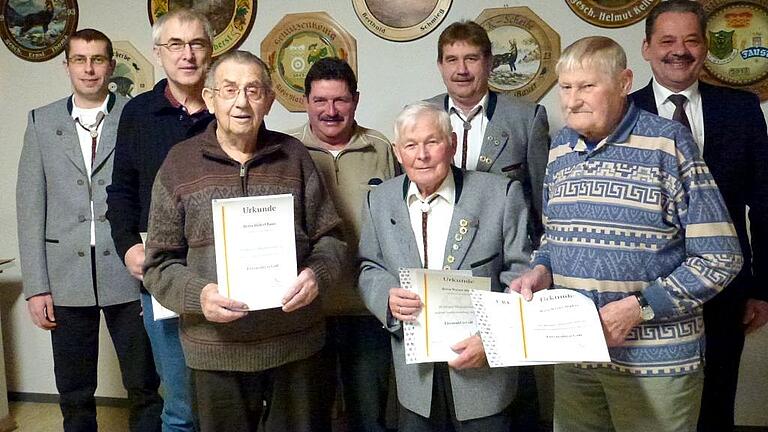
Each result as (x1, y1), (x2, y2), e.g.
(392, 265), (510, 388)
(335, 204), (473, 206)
(620, 68), (634, 95)
(202, 87), (215, 114)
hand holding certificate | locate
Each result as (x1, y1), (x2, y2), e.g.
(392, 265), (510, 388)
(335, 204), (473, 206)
(399, 268), (489, 364)
(470, 289), (610, 367)
(212, 194), (297, 311)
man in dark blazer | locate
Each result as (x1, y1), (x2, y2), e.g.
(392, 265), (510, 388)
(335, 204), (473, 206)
(630, 2), (768, 430)
(16, 29), (161, 431)
(358, 102), (532, 431)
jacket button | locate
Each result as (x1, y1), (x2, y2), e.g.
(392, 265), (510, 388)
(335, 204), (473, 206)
(78, 215), (86, 222)
(103, 250), (111, 256)
(97, 179), (105, 185)
(56, 130), (63, 136)
(77, 251), (85, 257)
(98, 215), (106, 222)
(77, 179), (84, 185)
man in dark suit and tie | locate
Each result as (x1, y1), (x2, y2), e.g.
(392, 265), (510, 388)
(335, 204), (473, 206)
(630, 2), (768, 430)
(16, 29), (162, 431)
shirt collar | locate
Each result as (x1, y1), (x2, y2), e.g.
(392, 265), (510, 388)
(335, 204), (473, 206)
(448, 92), (489, 119)
(562, 99), (641, 152)
(406, 169), (456, 207)
(69, 94), (110, 120)
(652, 79), (700, 106)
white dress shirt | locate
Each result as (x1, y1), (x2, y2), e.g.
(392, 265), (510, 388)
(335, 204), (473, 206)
(406, 173), (455, 270)
(448, 93), (489, 171)
(651, 79), (705, 152)
(70, 95), (108, 246)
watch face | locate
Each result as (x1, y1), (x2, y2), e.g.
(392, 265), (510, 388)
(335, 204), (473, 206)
(641, 306), (655, 321)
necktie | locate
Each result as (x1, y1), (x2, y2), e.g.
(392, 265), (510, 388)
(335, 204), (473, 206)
(668, 94), (691, 131)
(75, 111), (106, 167)
(420, 195), (439, 269)
(451, 107), (481, 169)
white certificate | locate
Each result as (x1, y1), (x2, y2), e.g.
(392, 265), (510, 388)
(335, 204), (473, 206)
(470, 289), (610, 367)
(399, 268), (488, 364)
(212, 194), (297, 311)
(141, 232), (178, 321)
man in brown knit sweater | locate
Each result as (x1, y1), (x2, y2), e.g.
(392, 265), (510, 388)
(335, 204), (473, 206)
(143, 50), (345, 432)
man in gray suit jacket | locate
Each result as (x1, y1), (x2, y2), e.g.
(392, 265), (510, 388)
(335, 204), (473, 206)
(425, 20), (549, 248)
(16, 29), (161, 432)
(425, 21), (549, 429)
(358, 102), (531, 431)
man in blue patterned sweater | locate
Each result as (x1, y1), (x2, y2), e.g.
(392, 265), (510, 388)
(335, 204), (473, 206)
(510, 36), (743, 432)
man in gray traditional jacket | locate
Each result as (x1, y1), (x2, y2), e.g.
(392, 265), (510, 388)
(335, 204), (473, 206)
(358, 102), (532, 431)
(15, 29), (161, 432)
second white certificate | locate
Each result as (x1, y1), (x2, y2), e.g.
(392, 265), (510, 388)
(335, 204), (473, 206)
(399, 268), (489, 364)
(212, 194), (297, 311)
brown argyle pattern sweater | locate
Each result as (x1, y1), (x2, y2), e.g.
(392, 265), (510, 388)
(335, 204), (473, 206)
(144, 122), (344, 372)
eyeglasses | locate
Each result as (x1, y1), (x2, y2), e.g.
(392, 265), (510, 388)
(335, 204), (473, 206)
(211, 85), (270, 102)
(155, 40), (208, 52)
(67, 55), (109, 65)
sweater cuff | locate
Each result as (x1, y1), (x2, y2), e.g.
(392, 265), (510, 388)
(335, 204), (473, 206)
(183, 276), (209, 314)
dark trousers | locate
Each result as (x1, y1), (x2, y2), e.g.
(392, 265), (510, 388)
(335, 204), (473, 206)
(51, 300), (162, 432)
(327, 315), (393, 432)
(698, 294), (748, 432)
(398, 363), (513, 432)
(191, 349), (332, 432)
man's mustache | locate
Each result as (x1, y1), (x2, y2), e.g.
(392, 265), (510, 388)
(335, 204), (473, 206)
(663, 53), (696, 63)
(320, 115), (344, 122)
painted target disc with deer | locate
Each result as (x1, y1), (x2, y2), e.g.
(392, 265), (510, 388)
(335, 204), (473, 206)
(476, 7), (560, 103)
(0, 0), (78, 62)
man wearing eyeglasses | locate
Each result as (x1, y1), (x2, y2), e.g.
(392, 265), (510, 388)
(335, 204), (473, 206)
(106, 9), (214, 431)
(143, 50), (345, 431)
(16, 28), (163, 431)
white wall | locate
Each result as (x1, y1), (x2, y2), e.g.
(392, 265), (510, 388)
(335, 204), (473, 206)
(1, 0), (766, 425)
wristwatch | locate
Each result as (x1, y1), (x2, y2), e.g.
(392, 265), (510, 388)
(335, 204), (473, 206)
(633, 292), (655, 321)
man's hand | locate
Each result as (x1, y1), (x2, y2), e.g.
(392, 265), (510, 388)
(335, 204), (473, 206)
(599, 296), (643, 347)
(507, 265), (552, 301)
(389, 288), (422, 322)
(282, 268), (319, 313)
(743, 299), (768, 334)
(125, 243), (145, 281)
(27, 293), (57, 330)
(448, 334), (487, 369)
(200, 283), (249, 323)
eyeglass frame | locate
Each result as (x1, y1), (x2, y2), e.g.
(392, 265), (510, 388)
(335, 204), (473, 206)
(66, 55), (111, 66)
(208, 84), (272, 103)
(155, 39), (209, 52)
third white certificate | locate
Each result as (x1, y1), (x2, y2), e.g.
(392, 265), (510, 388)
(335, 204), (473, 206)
(470, 289), (610, 367)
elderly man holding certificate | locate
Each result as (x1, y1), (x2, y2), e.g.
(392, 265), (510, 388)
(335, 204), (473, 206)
(143, 50), (344, 432)
(358, 101), (532, 431)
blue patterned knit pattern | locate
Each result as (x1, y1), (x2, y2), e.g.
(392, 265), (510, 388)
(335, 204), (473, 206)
(533, 102), (743, 376)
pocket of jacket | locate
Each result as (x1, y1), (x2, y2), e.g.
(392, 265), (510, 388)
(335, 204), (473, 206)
(44, 238), (59, 244)
(470, 253), (499, 269)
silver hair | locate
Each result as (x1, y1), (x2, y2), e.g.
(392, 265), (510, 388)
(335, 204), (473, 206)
(556, 36), (627, 78)
(394, 101), (453, 145)
(204, 50), (273, 90)
(151, 9), (213, 46)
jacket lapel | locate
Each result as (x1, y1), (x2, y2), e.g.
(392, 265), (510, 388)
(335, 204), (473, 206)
(393, 177), (424, 268)
(58, 120), (88, 176)
(441, 169), (478, 270)
(92, 111), (117, 175)
(478, 92), (509, 172)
